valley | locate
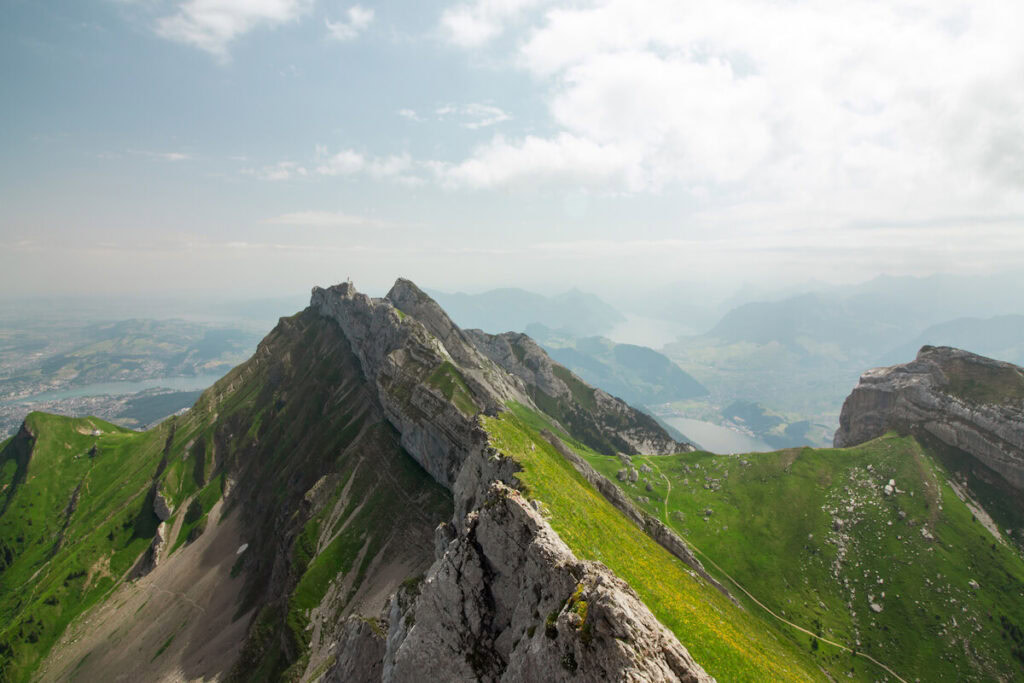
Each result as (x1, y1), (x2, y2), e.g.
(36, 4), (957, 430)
(0, 318), (260, 438)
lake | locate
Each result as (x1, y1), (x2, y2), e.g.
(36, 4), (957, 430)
(604, 314), (697, 349)
(3, 374), (224, 405)
(661, 416), (772, 454)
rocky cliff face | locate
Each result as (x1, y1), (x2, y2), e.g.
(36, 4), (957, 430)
(312, 281), (688, 488)
(313, 279), (712, 682)
(385, 480), (710, 682)
(311, 281), (529, 488)
(465, 330), (691, 456)
(835, 345), (1024, 492)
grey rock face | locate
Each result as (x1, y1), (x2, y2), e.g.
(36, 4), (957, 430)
(311, 282), (529, 488)
(465, 329), (691, 456)
(324, 616), (386, 683)
(130, 521), (166, 578)
(153, 490), (173, 522)
(386, 481), (712, 683)
(386, 278), (493, 373)
(834, 346), (1024, 492)
(593, 389), (693, 455)
(465, 330), (571, 400)
(311, 279), (715, 681)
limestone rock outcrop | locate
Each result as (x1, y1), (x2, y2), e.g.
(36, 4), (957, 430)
(311, 281), (529, 488)
(129, 521), (166, 578)
(465, 330), (692, 456)
(312, 279), (715, 682)
(385, 479), (712, 683)
(834, 345), (1024, 492)
(324, 616), (387, 682)
(153, 490), (173, 522)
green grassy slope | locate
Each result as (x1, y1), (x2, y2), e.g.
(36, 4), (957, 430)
(580, 436), (1024, 681)
(0, 414), (165, 678)
(483, 406), (826, 681)
(0, 309), (452, 682)
(134, 309), (453, 681)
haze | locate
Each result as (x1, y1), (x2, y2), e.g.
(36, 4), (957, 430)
(3, 0), (1024, 303)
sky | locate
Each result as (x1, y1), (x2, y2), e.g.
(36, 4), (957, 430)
(2, 0), (1024, 302)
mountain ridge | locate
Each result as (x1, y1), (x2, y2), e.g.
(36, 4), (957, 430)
(4, 280), (1023, 682)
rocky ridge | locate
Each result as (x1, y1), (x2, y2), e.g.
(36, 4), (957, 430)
(834, 345), (1024, 492)
(311, 280), (530, 488)
(313, 279), (712, 682)
(465, 329), (691, 456)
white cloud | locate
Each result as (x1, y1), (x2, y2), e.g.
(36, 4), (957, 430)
(128, 149), (194, 162)
(437, 0), (1024, 227)
(440, 0), (549, 47)
(436, 103), (511, 129)
(325, 5), (374, 41)
(439, 133), (640, 189)
(314, 148), (365, 176)
(156, 0), (312, 57)
(251, 147), (422, 185)
(398, 108), (423, 122)
(367, 153), (415, 180)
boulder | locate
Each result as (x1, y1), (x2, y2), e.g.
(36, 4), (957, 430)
(153, 490), (173, 522)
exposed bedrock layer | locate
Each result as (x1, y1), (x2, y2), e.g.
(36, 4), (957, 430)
(314, 280), (712, 682)
(835, 345), (1024, 492)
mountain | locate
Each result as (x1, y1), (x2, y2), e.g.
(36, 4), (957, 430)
(577, 345), (1024, 680)
(427, 287), (625, 337)
(2, 306), (453, 681)
(708, 294), (898, 357)
(526, 328), (708, 407)
(702, 271), (1024, 349)
(879, 315), (1024, 367)
(583, 432), (1024, 681)
(4, 282), (1024, 682)
(663, 273), (1024, 437)
(2, 279), (797, 682)
(835, 346), (1024, 533)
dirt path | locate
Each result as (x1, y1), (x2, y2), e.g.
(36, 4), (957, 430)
(645, 458), (908, 683)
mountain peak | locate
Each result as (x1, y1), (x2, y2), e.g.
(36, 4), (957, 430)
(835, 345), (1024, 491)
(386, 276), (431, 303)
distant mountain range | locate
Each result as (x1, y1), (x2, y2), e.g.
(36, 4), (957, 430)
(423, 275), (1024, 450)
(527, 325), (708, 408)
(879, 315), (1024, 367)
(662, 272), (1024, 432)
